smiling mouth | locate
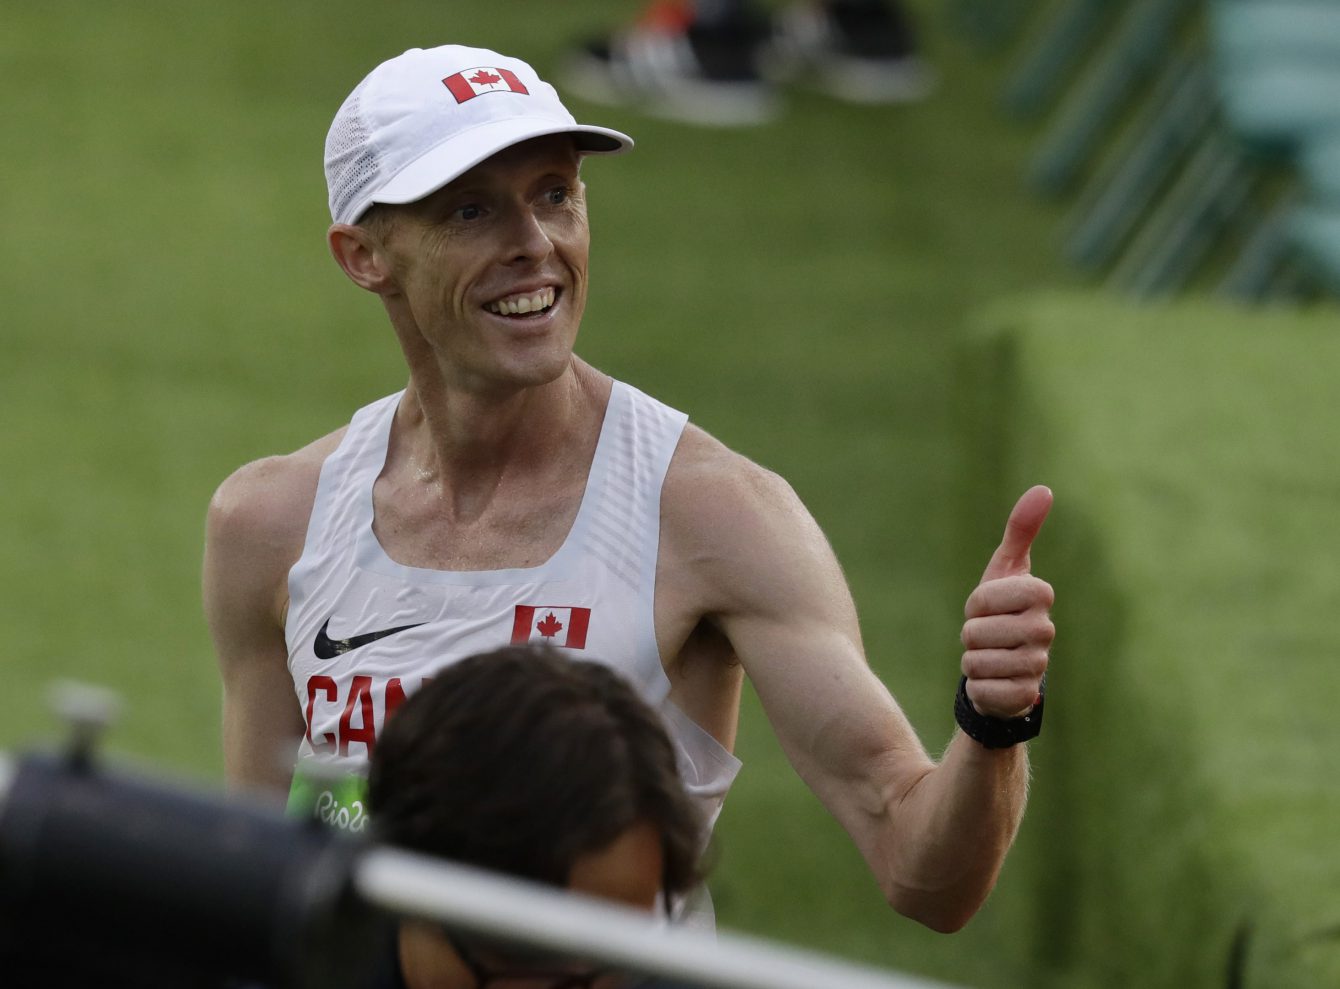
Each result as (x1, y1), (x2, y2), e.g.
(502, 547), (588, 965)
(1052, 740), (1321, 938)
(485, 287), (557, 317)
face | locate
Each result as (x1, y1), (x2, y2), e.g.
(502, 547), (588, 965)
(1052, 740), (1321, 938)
(374, 134), (590, 396)
(398, 820), (666, 989)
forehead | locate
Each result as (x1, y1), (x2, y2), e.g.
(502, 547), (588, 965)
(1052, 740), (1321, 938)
(566, 819), (664, 911)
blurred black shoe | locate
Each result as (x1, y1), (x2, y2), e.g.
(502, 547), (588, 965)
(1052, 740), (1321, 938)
(560, 1), (781, 127)
(766, 0), (935, 104)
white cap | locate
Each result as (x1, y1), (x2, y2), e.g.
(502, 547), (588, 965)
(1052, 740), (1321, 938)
(325, 45), (633, 225)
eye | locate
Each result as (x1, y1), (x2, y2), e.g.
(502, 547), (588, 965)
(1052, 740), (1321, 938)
(454, 203), (483, 221)
(545, 185), (568, 206)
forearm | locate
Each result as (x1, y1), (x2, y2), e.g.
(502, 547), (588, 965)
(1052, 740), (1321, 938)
(881, 731), (1030, 932)
(875, 484), (1053, 930)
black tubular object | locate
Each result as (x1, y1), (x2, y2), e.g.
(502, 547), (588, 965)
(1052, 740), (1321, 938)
(0, 751), (386, 989)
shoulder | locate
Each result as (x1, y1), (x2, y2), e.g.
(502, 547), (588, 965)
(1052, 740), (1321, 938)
(661, 426), (841, 611)
(664, 425), (813, 532)
(204, 429), (347, 590)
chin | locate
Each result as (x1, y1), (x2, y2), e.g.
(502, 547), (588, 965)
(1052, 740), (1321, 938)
(514, 333), (580, 380)
(493, 350), (575, 391)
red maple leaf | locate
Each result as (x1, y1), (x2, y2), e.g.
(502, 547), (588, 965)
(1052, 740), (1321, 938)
(469, 69), (502, 87)
(536, 612), (564, 638)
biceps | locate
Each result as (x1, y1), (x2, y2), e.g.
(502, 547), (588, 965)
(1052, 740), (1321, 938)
(727, 609), (929, 801)
(221, 648), (303, 792)
(689, 470), (931, 801)
(204, 516), (301, 790)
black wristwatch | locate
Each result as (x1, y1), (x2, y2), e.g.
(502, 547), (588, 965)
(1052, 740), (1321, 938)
(954, 675), (1045, 749)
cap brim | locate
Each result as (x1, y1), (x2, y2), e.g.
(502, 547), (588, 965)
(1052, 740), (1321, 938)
(366, 117), (632, 213)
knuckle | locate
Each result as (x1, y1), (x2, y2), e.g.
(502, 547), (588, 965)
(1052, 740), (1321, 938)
(1029, 616), (1056, 644)
(1032, 577), (1056, 608)
(1008, 684), (1037, 713)
(965, 679), (992, 714)
(960, 619), (981, 649)
(964, 586), (989, 619)
(962, 650), (993, 679)
(972, 682), (1026, 719)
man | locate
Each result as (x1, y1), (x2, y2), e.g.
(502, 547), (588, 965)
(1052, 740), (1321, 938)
(203, 42), (1054, 935)
(367, 644), (704, 988)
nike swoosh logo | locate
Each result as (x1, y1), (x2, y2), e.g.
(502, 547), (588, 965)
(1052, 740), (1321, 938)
(313, 618), (426, 660)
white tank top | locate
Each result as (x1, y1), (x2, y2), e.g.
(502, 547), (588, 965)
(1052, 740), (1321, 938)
(284, 380), (741, 834)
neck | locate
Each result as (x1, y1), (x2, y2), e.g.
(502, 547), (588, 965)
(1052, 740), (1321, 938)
(389, 359), (610, 520)
(406, 357), (599, 458)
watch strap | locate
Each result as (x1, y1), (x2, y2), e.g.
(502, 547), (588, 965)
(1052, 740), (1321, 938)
(954, 674), (1044, 749)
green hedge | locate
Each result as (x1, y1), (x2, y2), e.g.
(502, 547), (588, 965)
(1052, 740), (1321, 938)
(958, 292), (1340, 988)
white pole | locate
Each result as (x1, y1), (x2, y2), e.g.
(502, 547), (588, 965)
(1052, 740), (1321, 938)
(0, 753), (13, 818)
(355, 847), (968, 989)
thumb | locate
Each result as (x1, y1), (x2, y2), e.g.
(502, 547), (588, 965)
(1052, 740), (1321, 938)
(980, 485), (1053, 584)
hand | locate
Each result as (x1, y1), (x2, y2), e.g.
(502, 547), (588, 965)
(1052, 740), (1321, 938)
(960, 486), (1056, 720)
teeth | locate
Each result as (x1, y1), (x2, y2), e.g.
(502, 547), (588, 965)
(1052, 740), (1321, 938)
(487, 287), (555, 315)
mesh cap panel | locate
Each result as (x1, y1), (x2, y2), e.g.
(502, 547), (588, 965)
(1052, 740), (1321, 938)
(325, 82), (381, 224)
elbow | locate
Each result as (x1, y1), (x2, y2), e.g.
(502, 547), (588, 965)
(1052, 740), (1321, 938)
(885, 885), (985, 934)
(915, 906), (977, 935)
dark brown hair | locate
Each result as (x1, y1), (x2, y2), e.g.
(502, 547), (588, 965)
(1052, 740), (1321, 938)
(367, 646), (704, 899)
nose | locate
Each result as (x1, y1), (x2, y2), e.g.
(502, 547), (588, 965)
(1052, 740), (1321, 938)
(502, 204), (554, 265)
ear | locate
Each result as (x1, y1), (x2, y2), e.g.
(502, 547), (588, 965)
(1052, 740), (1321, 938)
(327, 223), (397, 294)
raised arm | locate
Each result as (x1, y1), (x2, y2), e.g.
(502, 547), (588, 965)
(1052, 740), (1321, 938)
(202, 454), (322, 795)
(889, 485), (1054, 929)
(667, 442), (1053, 932)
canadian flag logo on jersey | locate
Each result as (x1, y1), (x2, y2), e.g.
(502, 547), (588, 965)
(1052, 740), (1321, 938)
(511, 605), (591, 649)
(442, 67), (530, 103)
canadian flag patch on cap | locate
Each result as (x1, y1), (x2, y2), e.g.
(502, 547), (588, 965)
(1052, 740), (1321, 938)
(443, 67), (530, 103)
(511, 605), (590, 649)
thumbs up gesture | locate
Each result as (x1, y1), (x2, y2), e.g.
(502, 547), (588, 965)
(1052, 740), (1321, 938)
(961, 486), (1056, 720)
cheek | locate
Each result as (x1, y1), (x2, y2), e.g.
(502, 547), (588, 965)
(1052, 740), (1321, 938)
(562, 228), (592, 289)
(400, 229), (462, 285)
(560, 207), (591, 267)
(404, 250), (471, 312)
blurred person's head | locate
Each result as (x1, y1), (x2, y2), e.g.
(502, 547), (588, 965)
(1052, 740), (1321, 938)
(368, 645), (704, 989)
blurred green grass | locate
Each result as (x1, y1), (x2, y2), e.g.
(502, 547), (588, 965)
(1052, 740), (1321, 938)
(960, 294), (1340, 988)
(0, 3), (1076, 985)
